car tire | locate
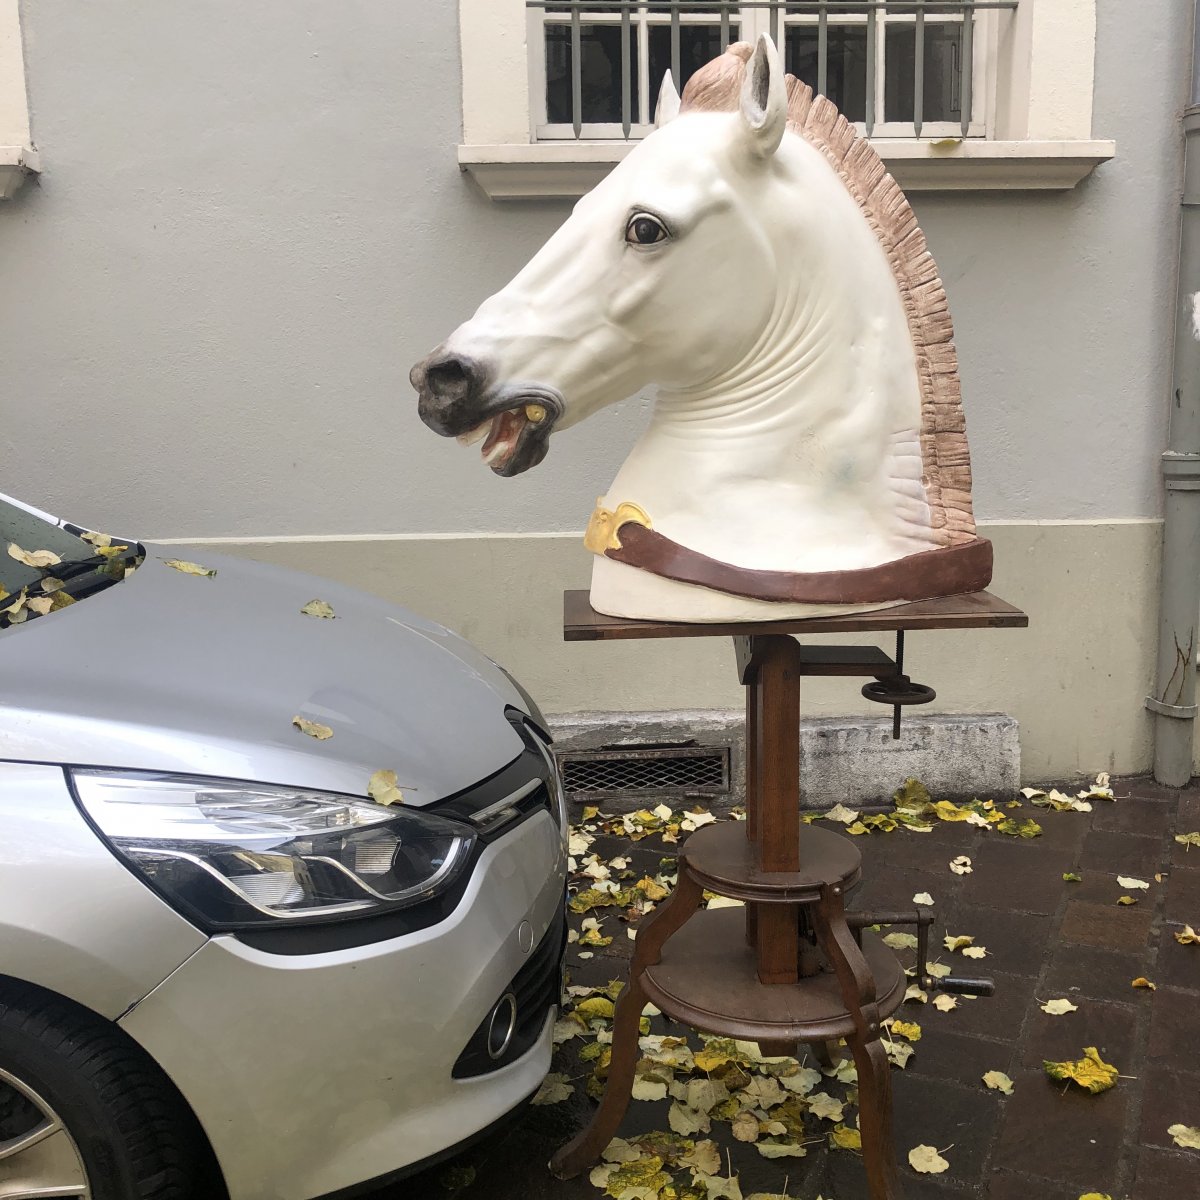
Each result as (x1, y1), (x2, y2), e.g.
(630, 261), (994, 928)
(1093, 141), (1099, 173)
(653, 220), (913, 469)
(0, 984), (216, 1199)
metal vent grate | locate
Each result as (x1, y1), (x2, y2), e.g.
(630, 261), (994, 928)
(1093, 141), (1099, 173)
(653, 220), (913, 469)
(558, 746), (729, 801)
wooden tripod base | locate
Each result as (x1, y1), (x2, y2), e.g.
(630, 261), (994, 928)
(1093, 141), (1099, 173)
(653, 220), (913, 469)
(552, 591), (1029, 1199)
(550, 823), (906, 1197)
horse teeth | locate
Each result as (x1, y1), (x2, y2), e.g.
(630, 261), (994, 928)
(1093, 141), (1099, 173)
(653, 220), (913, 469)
(457, 420), (490, 447)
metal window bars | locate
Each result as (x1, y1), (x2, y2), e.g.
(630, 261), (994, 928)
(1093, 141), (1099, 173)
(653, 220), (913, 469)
(529, 1), (1018, 139)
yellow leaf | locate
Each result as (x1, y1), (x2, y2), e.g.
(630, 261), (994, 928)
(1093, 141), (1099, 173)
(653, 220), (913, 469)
(1175, 924), (1199, 945)
(908, 1144), (950, 1174)
(300, 599), (337, 619)
(367, 769), (405, 806)
(636, 876), (669, 902)
(1117, 896), (1139, 906)
(823, 802), (859, 824)
(1077, 1194), (1113, 1200)
(913, 892), (934, 906)
(887, 1020), (922, 1042)
(93, 544), (128, 559)
(163, 558), (217, 578)
(1063, 872), (1082, 882)
(1043, 1046), (1119, 1094)
(1176, 832), (1200, 849)
(693, 1038), (743, 1073)
(806, 1091), (844, 1121)
(79, 530), (113, 548)
(892, 778), (932, 810)
(1041, 998), (1078, 1016)
(982, 1070), (1014, 1095)
(575, 996), (615, 1024)
(601, 1155), (671, 1197)
(24, 595), (52, 616)
(1168, 1123), (1200, 1150)
(1131, 977), (1157, 990)
(949, 855), (973, 875)
(1117, 876), (1150, 890)
(944, 934), (975, 952)
(7, 543), (62, 569)
(933, 800), (973, 823)
(962, 945), (989, 959)
(292, 716), (333, 740)
(846, 820), (870, 835)
(997, 817), (1043, 839)
(885, 1040), (915, 1068)
(883, 932), (919, 951)
(932, 994), (957, 1012)
(730, 1111), (759, 1142)
(829, 1125), (861, 1151)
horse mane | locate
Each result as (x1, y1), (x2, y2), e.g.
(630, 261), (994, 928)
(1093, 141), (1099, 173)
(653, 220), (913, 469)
(680, 43), (976, 545)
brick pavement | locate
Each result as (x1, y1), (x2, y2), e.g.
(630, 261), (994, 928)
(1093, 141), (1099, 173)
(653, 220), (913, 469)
(387, 777), (1200, 1200)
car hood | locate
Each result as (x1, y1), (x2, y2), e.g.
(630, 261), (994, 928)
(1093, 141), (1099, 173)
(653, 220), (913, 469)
(0, 547), (529, 804)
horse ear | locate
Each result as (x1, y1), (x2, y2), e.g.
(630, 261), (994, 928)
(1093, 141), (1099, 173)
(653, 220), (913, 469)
(739, 34), (787, 158)
(655, 70), (681, 127)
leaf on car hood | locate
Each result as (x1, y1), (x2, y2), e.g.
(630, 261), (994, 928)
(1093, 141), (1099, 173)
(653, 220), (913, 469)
(292, 716), (333, 741)
(301, 599), (337, 619)
(7, 542), (62, 569)
(163, 558), (217, 578)
(367, 769), (405, 805)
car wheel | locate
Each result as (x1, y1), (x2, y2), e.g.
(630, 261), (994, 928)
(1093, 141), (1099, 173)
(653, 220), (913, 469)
(0, 985), (215, 1199)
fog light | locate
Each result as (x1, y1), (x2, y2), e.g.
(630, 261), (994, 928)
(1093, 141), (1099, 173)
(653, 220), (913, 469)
(486, 993), (518, 1060)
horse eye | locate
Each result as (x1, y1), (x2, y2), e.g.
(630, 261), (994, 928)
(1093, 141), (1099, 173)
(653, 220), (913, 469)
(625, 214), (668, 246)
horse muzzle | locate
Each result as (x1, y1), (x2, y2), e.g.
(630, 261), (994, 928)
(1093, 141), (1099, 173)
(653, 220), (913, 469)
(410, 349), (564, 477)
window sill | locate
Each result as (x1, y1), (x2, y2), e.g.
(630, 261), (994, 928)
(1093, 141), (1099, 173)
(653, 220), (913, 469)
(458, 139), (1115, 200)
(0, 146), (39, 200)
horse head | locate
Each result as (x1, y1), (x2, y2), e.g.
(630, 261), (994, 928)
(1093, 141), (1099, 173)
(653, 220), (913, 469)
(411, 35), (794, 477)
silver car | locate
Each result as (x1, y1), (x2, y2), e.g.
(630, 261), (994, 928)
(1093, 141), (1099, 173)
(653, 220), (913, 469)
(0, 492), (568, 1200)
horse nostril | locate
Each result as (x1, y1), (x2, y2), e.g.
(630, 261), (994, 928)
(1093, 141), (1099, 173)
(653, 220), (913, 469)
(425, 357), (472, 402)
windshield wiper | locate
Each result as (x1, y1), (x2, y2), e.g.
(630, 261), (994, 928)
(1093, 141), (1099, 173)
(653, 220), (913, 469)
(44, 547), (144, 594)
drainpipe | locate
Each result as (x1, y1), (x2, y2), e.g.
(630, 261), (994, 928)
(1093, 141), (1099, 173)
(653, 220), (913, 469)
(1150, 1), (1200, 786)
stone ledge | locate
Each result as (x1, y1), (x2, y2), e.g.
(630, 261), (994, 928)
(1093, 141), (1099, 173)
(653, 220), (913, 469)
(549, 709), (1019, 811)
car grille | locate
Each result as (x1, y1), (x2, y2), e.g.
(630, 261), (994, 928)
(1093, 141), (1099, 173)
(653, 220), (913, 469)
(452, 902), (566, 1079)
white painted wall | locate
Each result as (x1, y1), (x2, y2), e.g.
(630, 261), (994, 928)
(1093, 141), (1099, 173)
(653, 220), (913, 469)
(0, 1), (1191, 777)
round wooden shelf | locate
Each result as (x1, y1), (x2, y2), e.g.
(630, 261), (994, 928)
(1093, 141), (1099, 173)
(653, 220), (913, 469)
(641, 907), (904, 1043)
(680, 820), (862, 903)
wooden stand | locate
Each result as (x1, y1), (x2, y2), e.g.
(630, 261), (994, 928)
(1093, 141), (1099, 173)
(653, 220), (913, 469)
(550, 590), (1028, 1199)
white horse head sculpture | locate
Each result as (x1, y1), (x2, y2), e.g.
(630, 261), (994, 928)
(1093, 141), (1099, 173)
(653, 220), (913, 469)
(412, 36), (989, 621)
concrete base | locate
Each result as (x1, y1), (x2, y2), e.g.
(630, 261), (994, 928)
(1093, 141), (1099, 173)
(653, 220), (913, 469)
(549, 710), (1020, 811)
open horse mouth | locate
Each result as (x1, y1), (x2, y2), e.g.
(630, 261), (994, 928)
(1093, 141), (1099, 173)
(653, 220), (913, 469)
(453, 396), (560, 476)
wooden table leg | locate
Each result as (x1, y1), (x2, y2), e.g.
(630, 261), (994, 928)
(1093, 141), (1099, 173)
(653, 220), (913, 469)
(813, 882), (902, 1200)
(550, 872), (705, 1178)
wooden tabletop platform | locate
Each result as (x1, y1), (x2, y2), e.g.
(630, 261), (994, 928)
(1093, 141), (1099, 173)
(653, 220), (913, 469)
(563, 589), (1028, 642)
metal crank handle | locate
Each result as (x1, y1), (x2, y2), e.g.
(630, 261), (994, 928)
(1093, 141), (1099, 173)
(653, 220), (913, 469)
(923, 974), (996, 997)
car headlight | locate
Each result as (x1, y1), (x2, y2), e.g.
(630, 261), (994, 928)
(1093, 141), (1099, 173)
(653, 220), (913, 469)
(71, 770), (476, 930)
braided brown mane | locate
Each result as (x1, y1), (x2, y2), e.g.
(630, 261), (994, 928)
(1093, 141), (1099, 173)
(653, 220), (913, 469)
(681, 43), (976, 545)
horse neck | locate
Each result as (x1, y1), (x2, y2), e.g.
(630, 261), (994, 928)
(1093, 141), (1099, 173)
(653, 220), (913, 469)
(607, 238), (937, 570)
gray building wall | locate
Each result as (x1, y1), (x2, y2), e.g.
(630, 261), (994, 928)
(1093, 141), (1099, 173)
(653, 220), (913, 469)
(0, 0), (1190, 779)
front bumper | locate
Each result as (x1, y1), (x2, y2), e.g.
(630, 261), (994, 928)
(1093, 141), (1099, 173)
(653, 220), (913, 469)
(119, 809), (566, 1200)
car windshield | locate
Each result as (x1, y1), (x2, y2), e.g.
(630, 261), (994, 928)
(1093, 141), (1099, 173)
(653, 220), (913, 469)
(0, 493), (143, 628)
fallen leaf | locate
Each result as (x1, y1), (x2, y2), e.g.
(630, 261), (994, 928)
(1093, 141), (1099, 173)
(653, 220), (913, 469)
(730, 1111), (759, 1142)
(292, 716), (333, 740)
(949, 855), (973, 875)
(300, 599), (337, 619)
(79, 530), (112, 548)
(887, 1019), (922, 1042)
(1043, 1046), (1119, 1094)
(680, 1139), (721, 1175)
(823, 802), (859, 824)
(599, 1155), (671, 1198)
(1041, 998), (1079, 1016)
(1131, 977), (1157, 990)
(667, 1101), (709, 1136)
(1117, 896), (1139, 906)
(531, 1073), (573, 1105)
(829, 1125), (861, 1151)
(933, 994), (958, 1012)
(1063, 872), (1083, 882)
(944, 934), (975, 952)
(963, 945), (989, 959)
(1077, 1194), (1113, 1200)
(1117, 876), (1151, 891)
(908, 1144), (950, 1174)
(695, 1173), (743, 1200)
(755, 1141), (807, 1159)
(997, 817), (1043, 839)
(913, 892), (934, 906)
(630, 1078), (668, 1102)
(982, 1070), (1014, 1095)
(1168, 1123), (1200, 1150)
(367, 769), (405, 806)
(806, 1091), (844, 1121)
(1176, 832), (1200, 850)
(7, 543), (61, 569)
(24, 595), (52, 616)
(885, 1040), (915, 1069)
(163, 559), (217, 578)
(1175, 924), (1199, 945)
(883, 932), (919, 951)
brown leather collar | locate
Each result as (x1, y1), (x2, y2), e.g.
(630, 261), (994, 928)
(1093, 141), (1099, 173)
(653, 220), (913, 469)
(604, 524), (993, 605)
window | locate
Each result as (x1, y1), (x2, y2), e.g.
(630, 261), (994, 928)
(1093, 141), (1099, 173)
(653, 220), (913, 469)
(529, 1), (991, 141)
(458, 0), (1113, 197)
(0, 0), (36, 199)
